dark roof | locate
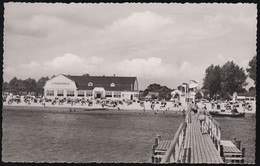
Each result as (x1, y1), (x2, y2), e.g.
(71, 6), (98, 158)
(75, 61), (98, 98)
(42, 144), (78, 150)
(63, 75), (137, 91)
(237, 89), (255, 97)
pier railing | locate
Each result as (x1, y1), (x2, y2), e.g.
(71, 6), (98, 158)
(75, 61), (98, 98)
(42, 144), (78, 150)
(161, 122), (187, 163)
(203, 113), (221, 153)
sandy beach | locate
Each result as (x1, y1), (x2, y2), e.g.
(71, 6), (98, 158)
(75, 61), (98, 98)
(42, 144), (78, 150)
(2, 104), (186, 116)
(2, 100), (186, 113)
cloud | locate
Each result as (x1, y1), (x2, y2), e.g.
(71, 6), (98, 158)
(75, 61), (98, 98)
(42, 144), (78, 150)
(107, 11), (173, 34)
(203, 12), (256, 35)
(97, 10), (175, 46)
(114, 57), (172, 78)
(45, 53), (85, 69)
(217, 53), (225, 62)
(3, 4), (256, 90)
(3, 66), (16, 76)
(5, 53), (209, 89)
(216, 53), (251, 70)
(180, 61), (191, 72)
(5, 14), (84, 39)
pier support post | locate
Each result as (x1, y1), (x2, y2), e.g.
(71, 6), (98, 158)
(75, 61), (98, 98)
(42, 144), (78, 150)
(235, 140), (241, 150)
(155, 134), (161, 147)
(187, 148), (191, 163)
(152, 145), (156, 154)
(241, 148), (245, 163)
(151, 156), (155, 163)
(242, 148), (245, 157)
(220, 145), (225, 162)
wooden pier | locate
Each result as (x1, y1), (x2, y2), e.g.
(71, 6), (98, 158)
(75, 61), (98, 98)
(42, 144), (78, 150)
(152, 106), (245, 164)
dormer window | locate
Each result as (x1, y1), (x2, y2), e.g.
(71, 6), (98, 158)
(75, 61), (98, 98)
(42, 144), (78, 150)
(88, 82), (93, 87)
(110, 83), (115, 87)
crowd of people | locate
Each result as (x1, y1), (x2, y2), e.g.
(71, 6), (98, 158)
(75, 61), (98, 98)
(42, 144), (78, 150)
(3, 94), (185, 112)
(3, 94), (254, 113)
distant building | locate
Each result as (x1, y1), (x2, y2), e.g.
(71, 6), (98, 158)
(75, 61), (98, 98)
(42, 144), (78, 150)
(176, 80), (199, 102)
(43, 74), (139, 100)
(145, 91), (159, 99)
(233, 89), (256, 102)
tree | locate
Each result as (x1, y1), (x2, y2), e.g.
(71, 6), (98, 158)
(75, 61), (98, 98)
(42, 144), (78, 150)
(2, 82), (9, 92)
(195, 92), (203, 100)
(9, 77), (19, 94)
(151, 94), (157, 100)
(36, 76), (49, 96)
(143, 83), (172, 101)
(246, 55), (256, 85)
(220, 61), (248, 95)
(158, 86), (172, 100)
(202, 64), (222, 98)
(143, 83), (161, 96)
(24, 78), (37, 92)
(220, 90), (232, 101)
(6, 76), (49, 96)
(203, 61), (248, 100)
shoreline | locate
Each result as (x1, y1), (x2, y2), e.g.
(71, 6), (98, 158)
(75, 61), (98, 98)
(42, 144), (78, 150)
(3, 104), (255, 115)
(2, 105), (185, 115)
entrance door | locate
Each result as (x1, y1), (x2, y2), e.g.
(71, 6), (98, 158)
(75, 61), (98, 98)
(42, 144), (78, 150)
(131, 94), (133, 100)
(96, 93), (101, 98)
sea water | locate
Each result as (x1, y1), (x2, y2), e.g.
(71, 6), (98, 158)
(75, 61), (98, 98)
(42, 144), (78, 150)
(2, 107), (255, 163)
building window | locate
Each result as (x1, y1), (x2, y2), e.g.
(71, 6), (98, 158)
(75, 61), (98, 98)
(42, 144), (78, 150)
(67, 90), (75, 97)
(134, 94), (139, 97)
(86, 90), (92, 97)
(114, 91), (121, 98)
(57, 90), (64, 96)
(88, 82), (93, 87)
(46, 90), (54, 96)
(78, 90), (84, 97)
(110, 83), (115, 87)
(105, 91), (112, 97)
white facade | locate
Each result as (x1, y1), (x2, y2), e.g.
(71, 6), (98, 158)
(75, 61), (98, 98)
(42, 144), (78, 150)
(43, 75), (139, 100)
(233, 92), (255, 102)
(121, 91), (139, 100)
(44, 75), (77, 99)
(177, 80), (199, 103)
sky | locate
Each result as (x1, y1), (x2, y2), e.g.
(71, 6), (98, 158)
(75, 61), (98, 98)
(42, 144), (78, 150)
(3, 3), (257, 90)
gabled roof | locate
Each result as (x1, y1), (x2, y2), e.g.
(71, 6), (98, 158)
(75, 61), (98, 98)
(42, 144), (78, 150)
(63, 75), (137, 91)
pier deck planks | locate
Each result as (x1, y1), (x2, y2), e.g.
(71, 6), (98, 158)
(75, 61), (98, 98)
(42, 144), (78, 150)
(182, 113), (223, 164)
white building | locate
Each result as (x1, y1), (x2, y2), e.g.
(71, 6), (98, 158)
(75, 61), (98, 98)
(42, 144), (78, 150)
(176, 80), (199, 102)
(233, 90), (256, 102)
(43, 74), (139, 100)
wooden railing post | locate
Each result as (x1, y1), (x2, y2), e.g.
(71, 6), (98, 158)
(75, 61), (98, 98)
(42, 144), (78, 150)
(187, 148), (191, 163)
(235, 140), (241, 150)
(241, 148), (245, 163)
(175, 140), (178, 160)
(161, 123), (187, 163)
